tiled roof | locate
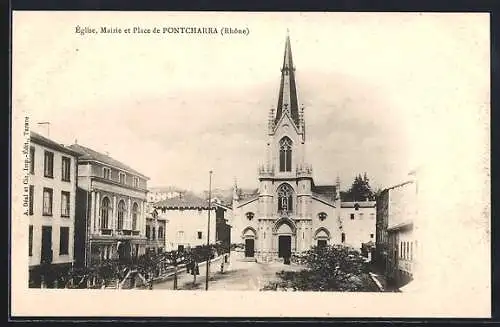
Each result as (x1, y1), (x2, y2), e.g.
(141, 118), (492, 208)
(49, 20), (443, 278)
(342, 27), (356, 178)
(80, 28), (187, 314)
(30, 131), (81, 157)
(154, 193), (212, 210)
(312, 184), (336, 198)
(68, 143), (149, 179)
(341, 201), (376, 208)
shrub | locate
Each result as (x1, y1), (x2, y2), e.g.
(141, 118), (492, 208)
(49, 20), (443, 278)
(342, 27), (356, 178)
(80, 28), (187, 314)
(264, 245), (378, 292)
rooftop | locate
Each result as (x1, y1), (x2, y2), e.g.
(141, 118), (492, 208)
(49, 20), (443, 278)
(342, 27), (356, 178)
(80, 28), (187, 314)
(341, 201), (377, 208)
(68, 143), (149, 180)
(154, 193), (212, 210)
(30, 131), (82, 157)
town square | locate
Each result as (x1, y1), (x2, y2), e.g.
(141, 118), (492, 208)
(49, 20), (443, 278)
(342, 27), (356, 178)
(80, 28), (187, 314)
(23, 30), (421, 293)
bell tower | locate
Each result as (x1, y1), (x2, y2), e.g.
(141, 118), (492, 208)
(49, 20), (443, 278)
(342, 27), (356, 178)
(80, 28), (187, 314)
(253, 32), (318, 262)
(258, 32), (313, 220)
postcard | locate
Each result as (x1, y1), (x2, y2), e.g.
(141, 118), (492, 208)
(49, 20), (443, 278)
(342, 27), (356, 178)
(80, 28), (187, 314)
(11, 11), (491, 318)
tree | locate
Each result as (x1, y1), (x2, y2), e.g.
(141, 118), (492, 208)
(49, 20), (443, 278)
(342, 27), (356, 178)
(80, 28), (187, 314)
(262, 245), (379, 292)
(342, 173), (375, 202)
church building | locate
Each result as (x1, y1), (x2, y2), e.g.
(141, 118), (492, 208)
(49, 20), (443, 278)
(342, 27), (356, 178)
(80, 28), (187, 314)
(231, 33), (375, 263)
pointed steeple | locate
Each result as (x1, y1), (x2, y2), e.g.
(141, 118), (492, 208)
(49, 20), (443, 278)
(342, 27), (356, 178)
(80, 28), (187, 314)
(275, 32), (300, 127)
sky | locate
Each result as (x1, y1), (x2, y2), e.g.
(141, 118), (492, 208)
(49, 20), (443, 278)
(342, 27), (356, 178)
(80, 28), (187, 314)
(13, 12), (489, 193)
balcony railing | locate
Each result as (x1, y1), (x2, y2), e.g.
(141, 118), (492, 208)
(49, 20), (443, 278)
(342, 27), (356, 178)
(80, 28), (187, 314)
(258, 164), (274, 177)
(296, 163), (313, 177)
(277, 209), (293, 217)
(101, 228), (113, 236)
(98, 228), (142, 237)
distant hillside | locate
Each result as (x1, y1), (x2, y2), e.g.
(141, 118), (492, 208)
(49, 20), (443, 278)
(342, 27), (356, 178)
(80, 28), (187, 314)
(197, 186), (259, 206)
(148, 186), (186, 193)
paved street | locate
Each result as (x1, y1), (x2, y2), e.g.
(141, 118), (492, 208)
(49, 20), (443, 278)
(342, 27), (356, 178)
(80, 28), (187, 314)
(152, 252), (305, 291)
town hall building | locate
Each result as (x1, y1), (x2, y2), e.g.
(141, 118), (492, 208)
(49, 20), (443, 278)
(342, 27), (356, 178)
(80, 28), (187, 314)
(230, 33), (375, 263)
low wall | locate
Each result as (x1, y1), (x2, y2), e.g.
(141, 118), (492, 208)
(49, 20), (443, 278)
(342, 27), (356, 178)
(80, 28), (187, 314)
(132, 255), (225, 289)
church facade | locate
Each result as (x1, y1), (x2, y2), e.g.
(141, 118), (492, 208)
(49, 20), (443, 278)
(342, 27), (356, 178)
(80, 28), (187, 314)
(231, 34), (375, 263)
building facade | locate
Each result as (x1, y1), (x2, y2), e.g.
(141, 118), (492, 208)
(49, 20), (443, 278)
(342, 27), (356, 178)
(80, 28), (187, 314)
(28, 131), (81, 287)
(153, 193), (231, 252)
(230, 34), (376, 263)
(341, 201), (376, 258)
(69, 144), (149, 266)
(144, 206), (167, 254)
(387, 222), (415, 288)
(375, 177), (418, 289)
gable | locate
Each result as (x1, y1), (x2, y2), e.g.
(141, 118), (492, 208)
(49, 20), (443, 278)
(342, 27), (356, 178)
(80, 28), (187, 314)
(273, 111), (301, 138)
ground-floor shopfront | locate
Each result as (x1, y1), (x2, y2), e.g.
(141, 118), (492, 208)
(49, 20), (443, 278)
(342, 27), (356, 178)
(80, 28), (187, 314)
(89, 237), (147, 265)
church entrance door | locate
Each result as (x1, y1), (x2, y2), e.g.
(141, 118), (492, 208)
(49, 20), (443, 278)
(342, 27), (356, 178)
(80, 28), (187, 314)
(245, 239), (255, 257)
(317, 240), (327, 248)
(278, 236), (291, 263)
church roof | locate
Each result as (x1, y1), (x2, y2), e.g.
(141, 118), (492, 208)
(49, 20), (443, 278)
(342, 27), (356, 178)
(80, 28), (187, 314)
(236, 195), (259, 208)
(312, 184), (337, 198)
(238, 188), (259, 199)
(68, 143), (149, 179)
(274, 33), (300, 127)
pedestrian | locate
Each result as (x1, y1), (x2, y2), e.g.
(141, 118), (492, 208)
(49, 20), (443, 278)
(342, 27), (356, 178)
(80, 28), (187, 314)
(192, 261), (200, 285)
(220, 260), (224, 274)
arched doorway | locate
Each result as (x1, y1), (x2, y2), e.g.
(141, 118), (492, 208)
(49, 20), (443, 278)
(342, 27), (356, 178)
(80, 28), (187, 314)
(314, 227), (331, 249)
(242, 227), (257, 258)
(273, 218), (296, 264)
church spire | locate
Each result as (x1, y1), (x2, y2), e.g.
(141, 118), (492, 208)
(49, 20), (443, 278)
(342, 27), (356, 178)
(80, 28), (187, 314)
(275, 32), (300, 127)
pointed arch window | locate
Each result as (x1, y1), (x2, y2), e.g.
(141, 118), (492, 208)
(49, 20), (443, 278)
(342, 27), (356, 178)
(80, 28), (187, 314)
(279, 137), (292, 172)
(132, 202), (139, 231)
(117, 200), (126, 230)
(101, 197), (111, 230)
(277, 183), (294, 214)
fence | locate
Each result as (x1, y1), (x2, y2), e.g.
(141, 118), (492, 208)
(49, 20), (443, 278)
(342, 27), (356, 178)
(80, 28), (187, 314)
(44, 243), (228, 289)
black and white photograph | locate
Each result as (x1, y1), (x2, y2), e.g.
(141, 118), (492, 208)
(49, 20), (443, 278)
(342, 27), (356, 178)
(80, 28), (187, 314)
(11, 11), (490, 317)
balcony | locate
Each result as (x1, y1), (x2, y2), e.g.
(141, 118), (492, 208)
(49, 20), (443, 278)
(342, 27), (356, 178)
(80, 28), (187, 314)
(100, 228), (113, 236)
(258, 164), (274, 178)
(120, 229), (133, 236)
(96, 229), (142, 239)
(296, 163), (313, 178)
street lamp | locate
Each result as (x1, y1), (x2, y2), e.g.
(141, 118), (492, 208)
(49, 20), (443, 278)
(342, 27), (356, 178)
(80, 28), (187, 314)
(205, 170), (213, 291)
